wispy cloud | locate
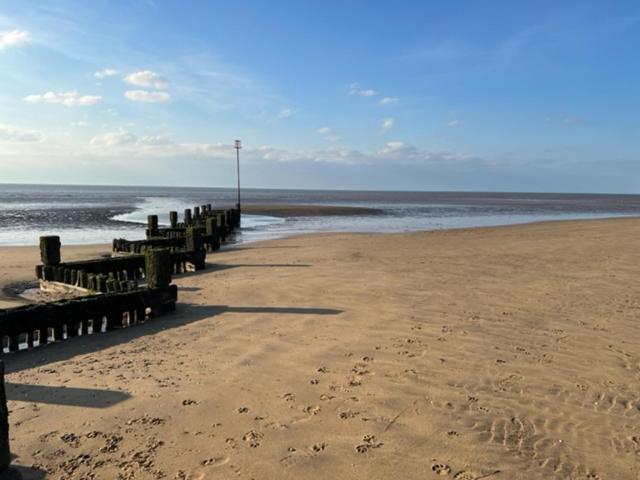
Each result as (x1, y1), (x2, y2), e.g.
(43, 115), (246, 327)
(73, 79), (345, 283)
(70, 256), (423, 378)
(276, 108), (293, 119)
(0, 29), (29, 50)
(349, 82), (378, 97)
(124, 70), (168, 89)
(24, 91), (101, 107)
(379, 96), (398, 105)
(381, 118), (394, 132)
(447, 119), (461, 128)
(317, 126), (340, 142)
(124, 90), (170, 103)
(94, 68), (119, 78)
(0, 124), (41, 142)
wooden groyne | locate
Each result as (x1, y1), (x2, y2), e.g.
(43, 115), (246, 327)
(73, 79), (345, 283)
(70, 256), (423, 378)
(0, 283), (177, 352)
(38, 236), (205, 292)
(114, 205), (240, 254)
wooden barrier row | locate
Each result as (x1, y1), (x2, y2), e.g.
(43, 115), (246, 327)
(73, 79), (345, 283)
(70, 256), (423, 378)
(0, 285), (177, 352)
(38, 234), (206, 292)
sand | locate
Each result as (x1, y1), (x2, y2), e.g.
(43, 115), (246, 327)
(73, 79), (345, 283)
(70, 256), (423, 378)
(2, 218), (640, 479)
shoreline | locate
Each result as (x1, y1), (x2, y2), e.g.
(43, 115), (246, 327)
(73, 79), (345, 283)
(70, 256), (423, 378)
(241, 204), (385, 217)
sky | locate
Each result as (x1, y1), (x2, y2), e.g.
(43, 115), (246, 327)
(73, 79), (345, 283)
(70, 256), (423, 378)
(0, 1), (639, 192)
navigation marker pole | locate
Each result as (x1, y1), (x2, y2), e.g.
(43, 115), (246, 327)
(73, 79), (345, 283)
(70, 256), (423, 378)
(234, 139), (242, 227)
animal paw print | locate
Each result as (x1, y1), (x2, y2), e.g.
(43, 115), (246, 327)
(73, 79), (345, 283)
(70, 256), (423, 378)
(355, 434), (383, 453)
(432, 463), (452, 475)
(242, 430), (263, 448)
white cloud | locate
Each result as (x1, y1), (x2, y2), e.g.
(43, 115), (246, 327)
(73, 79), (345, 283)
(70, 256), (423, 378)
(276, 108), (293, 119)
(124, 70), (168, 89)
(381, 118), (394, 132)
(0, 124), (41, 142)
(317, 127), (340, 141)
(376, 141), (469, 164)
(0, 29), (29, 50)
(24, 91), (102, 107)
(94, 68), (118, 78)
(70, 121), (88, 127)
(379, 96), (398, 105)
(124, 90), (170, 103)
(447, 120), (461, 128)
(90, 130), (138, 147)
(348, 82), (378, 97)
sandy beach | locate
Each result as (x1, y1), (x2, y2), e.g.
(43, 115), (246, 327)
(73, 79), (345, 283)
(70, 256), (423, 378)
(2, 218), (640, 479)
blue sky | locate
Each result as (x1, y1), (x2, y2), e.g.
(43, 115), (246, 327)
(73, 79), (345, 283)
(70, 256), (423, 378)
(0, 1), (639, 192)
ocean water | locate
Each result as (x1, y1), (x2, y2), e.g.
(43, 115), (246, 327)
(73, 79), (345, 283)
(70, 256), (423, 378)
(1, 183), (640, 246)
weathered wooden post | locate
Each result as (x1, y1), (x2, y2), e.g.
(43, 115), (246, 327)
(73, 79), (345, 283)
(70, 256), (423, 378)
(193, 206), (201, 224)
(0, 358), (10, 472)
(184, 209), (192, 226)
(145, 249), (172, 289)
(147, 215), (158, 237)
(169, 211), (178, 228)
(206, 217), (221, 250)
(186, 227), (203, 252)
(39, 235), (61, 266)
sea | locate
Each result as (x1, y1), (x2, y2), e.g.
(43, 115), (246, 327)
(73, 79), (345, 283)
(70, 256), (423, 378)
(1, 183), (640, 246)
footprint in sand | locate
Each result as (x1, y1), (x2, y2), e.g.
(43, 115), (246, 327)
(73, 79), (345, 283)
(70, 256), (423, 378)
(242, 430), (264, 448)
(453, 471), (478, 480)
(280, 442), (327, 468)
(200, 456), (230, 467)
(355, 434), (383, 453)
(432, 463), (452, 475)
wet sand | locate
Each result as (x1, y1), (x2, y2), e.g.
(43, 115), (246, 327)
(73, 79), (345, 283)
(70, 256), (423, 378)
(2, 218), (640, 479)
(241, 204), (384, 217)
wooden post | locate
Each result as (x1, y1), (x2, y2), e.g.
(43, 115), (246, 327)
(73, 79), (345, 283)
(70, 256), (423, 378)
(169, 211), (178, 228)
(147, 215), (158, 236)
(145, 249), (172, 289)
(205, 217), (216, 236)
(39, 235), (61, 266)
(193, 207), (201, 224)
(184, 209), (192, 226)
(186, 227), (203, 252)
(0, 359), (10, 471)
(206, 217), (221, 250)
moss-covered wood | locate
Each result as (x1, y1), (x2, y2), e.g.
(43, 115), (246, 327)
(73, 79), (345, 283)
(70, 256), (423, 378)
(145, 249), (172, 289)
(39, 235), (61, 266)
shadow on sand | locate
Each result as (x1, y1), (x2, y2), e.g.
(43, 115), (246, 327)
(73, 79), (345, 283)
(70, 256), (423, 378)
(6, 383), (130, 408)
(3, 302), (343, 374)
(1, 463), (47, 480)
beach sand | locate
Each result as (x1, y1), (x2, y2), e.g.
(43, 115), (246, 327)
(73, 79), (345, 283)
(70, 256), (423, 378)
(2, 218), (640, 479)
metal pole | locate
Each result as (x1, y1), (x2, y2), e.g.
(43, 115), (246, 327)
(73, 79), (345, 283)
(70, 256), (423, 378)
(236, 146), (241, 208)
